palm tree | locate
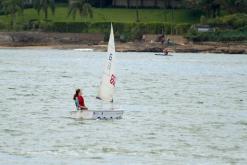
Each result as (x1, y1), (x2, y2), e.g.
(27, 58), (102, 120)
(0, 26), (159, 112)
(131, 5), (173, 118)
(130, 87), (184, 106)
(68, 0), (93, 20)
(154, 0), (158, 7)
(198, 0), (221, 17)
(225, 0), (247, 13)
(135, 0), (140, 22)
(99, 0), (103, 8)
(140, 0), (144, 7)
(2, 0), (23, 28)
(33, 0), (55, 20)
(127, 0), (130, 8)
(112, 0), (116, 7)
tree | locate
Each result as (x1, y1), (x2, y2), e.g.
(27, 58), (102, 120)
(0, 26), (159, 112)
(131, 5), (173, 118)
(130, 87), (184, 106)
(99, 0), (103, 7)
(224, 0), (247, 13)
(33, 0), (55, 20)
(127, 0), (130, 8)
(68, 0), (93, 20)
(2, 0), (23, 28)
(164, 0), (173, 8)
(140, 0), (144, 7)
(154, 0), (158, 7)
(186, 0), (222, 18)
(135, 0), (140, 22)
(185, 0), (198, 8)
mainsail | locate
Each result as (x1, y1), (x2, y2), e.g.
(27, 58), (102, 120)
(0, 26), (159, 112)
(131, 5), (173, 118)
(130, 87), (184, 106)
(97, 24), (116, 102)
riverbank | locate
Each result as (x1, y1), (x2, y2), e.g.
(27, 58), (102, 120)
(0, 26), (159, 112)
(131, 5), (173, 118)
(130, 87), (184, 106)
(0, 32), (246, 54)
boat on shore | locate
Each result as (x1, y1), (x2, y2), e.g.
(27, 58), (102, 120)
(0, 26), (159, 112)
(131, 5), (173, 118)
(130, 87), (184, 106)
(155, 48), (174, 56)
(155, 53), (173, 56)
(73, 48), (94, 52)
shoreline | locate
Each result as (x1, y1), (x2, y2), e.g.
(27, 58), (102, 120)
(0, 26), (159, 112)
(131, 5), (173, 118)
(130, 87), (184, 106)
(0, 43), (246, 55)
(0, 32), (246, 54)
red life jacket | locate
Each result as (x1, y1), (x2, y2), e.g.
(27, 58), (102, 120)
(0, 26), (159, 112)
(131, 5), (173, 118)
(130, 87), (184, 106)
(77, 95), (85, 107)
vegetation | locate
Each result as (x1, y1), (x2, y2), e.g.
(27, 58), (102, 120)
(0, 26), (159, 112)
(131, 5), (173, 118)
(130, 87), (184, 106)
(1, 0), (23, 28)
(207, 13), (247, 28)
(33, 0), (56, 19)
(68, 0), (93, 20)
(27, 22), (190, 41)
(0, 0), (246, 41)
(184, 0), (247, 18)
(187, 13), (247, 42)
(0, 7), (200, 24)
(186, 28), (247, 42)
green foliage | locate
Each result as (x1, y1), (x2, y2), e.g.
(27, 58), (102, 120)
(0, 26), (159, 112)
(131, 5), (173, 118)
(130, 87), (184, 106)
(36, 22), (191, 41)
(68, 0), (93, 20)
(185, 0), (247, 18)
(22, 19), (40, 30)
(186, 29), (247, 42)
(11, 20), (191, 41)
(200, 15), (206, 24)
(224, 0), (247, 13)
(33, 0), (55, 19)
(1, 0), (23, 27)
(0, 7), (200, 24)
(0, 20), (6, 30)
(175, 23), (191, 34)
(185, 0), (221, 18)
(186, 13), (247, 42)
(51, 22), (90, 32)
(207, 13), (247, 28)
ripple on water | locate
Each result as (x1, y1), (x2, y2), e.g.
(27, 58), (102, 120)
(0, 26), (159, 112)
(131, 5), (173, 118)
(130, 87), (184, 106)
(0, 51), (247, 164)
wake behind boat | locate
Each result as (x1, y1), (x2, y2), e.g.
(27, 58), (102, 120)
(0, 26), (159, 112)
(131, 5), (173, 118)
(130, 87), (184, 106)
(72, 24), (123, 120)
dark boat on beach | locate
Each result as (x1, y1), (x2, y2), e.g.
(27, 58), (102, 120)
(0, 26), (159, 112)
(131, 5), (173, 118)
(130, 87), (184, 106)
(155, 53), (173, 56)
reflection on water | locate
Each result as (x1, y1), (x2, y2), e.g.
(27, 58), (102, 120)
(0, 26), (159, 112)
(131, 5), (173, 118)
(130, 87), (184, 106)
(0, 49), (247, 165)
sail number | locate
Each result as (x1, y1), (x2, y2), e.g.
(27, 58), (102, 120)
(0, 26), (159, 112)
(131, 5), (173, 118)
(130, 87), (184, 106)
(109, 53), (113, 61)
(110, 74), (116, 86)
(107, 53), (113, 71)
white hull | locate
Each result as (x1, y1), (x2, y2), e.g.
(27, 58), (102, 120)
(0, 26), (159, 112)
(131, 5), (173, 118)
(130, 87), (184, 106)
(155, 53), (173, 56)
(74, 48), (94, 52)
(71, 110), (124, 120)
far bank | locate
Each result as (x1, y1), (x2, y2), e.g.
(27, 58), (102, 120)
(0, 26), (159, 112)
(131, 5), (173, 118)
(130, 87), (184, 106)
(0, 32), (246, 54)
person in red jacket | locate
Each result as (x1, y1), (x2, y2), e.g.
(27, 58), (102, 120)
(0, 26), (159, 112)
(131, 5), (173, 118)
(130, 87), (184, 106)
(73, 89), (88, 110)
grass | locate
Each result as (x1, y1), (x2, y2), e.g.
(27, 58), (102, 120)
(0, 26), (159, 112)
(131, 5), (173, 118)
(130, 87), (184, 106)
(0, 6), (201, 25)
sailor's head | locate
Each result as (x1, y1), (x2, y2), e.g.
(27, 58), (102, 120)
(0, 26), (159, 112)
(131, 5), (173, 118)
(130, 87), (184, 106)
(74, 88), (82, 100)
(76, 88), (82, 96)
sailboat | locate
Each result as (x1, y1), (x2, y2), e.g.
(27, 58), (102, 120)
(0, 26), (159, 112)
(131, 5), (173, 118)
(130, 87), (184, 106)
(71, 24), (124, 120)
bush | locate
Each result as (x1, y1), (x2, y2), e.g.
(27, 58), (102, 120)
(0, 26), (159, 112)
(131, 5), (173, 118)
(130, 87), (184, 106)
(9, 21), (191, 41)
(175, 23), (191, 34)
(50, 22), (90, 33)
(207, 13), (247, 28)
(186, 13), (247, 42)
(200, 15), (207, 24)
(0, 21), (6, 30)
(39, 20), (53, 31)
(23, 19), (40, 30)
(47, 22), (191, 41)
(186, 29), (247, 42)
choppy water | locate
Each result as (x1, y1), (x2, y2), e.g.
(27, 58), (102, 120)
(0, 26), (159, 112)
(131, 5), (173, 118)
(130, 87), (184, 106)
(0, 49), (247, 165)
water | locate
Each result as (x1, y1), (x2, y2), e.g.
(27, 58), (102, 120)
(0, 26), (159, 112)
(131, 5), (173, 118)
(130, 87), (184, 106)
(0, 49), (247, 165)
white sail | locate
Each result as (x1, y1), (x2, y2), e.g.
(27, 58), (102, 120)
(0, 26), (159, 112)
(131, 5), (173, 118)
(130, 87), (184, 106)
(97, 24), (116, 102)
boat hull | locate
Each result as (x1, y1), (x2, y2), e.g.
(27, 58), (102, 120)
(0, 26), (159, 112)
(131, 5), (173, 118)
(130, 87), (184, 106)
(155, 53), (173, 56)
(73, 48), (94, 52)
(71, 110), (124, 120)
